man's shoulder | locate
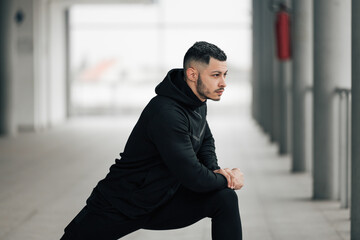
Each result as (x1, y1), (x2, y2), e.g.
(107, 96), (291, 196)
(144, 95), (189, 122)
(147, 95), (185, 112)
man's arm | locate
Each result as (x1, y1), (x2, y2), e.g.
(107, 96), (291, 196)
(197, 122), (245, 190)
(197, 122), (221, 171)
(147, 107), (227, 193)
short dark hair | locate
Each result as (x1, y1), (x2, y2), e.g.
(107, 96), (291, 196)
(183, 41), (227, 70)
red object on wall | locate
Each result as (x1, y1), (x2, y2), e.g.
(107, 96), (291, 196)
(275, 11), (291, 60)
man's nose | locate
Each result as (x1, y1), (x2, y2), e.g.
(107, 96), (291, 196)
(219, 76), (227, 88)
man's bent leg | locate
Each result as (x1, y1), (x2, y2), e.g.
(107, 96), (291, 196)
(210, 188), (242, 240)
(143, 186), (242, 240)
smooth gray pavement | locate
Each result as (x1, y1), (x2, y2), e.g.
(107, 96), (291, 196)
(0, 82), (350, 240)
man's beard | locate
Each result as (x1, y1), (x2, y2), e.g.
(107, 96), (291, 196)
(196, 73), (220, 101)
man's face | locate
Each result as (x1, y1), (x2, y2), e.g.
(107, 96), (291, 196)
(195, 58), (228, 101)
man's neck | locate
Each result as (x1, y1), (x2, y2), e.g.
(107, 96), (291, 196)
(184, 77), (206, 102)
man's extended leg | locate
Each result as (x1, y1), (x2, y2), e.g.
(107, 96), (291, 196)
(60, 189), (147, 240)
(60, 205), (147, 240)
(143, 186), (242, 240)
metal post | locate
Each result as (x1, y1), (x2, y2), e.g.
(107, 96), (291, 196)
(313, 0), (351, 199)
(339, 92), (346, 206)
(344, 92), (350, 208)
(351, 1), (360, 238)
(336, 89), (351, 208)
(291, 0), (313, 171)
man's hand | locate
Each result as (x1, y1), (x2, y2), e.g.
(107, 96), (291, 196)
(229, 168), (244, 190)
(214, 168), (244, 190)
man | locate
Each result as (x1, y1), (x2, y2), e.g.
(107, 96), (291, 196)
(61, 41), (244, 240)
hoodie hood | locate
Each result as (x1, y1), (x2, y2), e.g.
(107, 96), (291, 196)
(155, 68), (205, 108)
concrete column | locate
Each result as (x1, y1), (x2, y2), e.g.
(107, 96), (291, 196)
(313, 0), (351, 199)
(291, 0), (313, 171)
(257, 0), (266, 130)
(276, 0), (292, 155)
(0, 0), (15, 135)
(48, 1), (68, 125)
(278, 61), (291, 154)
(13, 0), (36, 131)
(253, 0), (266, 129)
(10, 0), (66, 131)
(262, 0), (274, 137)
(352, 1), (360, 238)
(253, 0), (270, 132)
(272, 5), (281, 144)
(252, 0), (260, 122)
(272, 49), (280, 143)
(0, 0), (9, 134)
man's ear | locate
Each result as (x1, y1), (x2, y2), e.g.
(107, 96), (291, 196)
(185, 67), (198, 82)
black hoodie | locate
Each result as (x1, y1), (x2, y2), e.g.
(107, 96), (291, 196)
(91, 69), (227, 219)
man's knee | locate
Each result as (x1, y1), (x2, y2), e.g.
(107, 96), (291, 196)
(204, 188), (239, 219)
(213, 188), (239, 209)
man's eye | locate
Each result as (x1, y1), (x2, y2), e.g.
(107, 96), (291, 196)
(213, 74), (219, 77)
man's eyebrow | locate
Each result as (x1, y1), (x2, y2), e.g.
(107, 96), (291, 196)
(211, 70), (228, 74)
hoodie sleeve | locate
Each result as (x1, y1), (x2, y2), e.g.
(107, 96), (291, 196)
(147, 107), (227, 192)
(197, 122), (221, 171)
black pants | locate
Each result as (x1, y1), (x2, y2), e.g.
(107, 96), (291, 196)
(61, 187), (242, 240)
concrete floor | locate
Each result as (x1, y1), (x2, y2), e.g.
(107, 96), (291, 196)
(0, 94), (350, 239)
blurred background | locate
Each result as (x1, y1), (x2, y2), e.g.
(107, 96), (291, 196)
(69, 1), (251, 116)
(1, 0), (252, 128)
